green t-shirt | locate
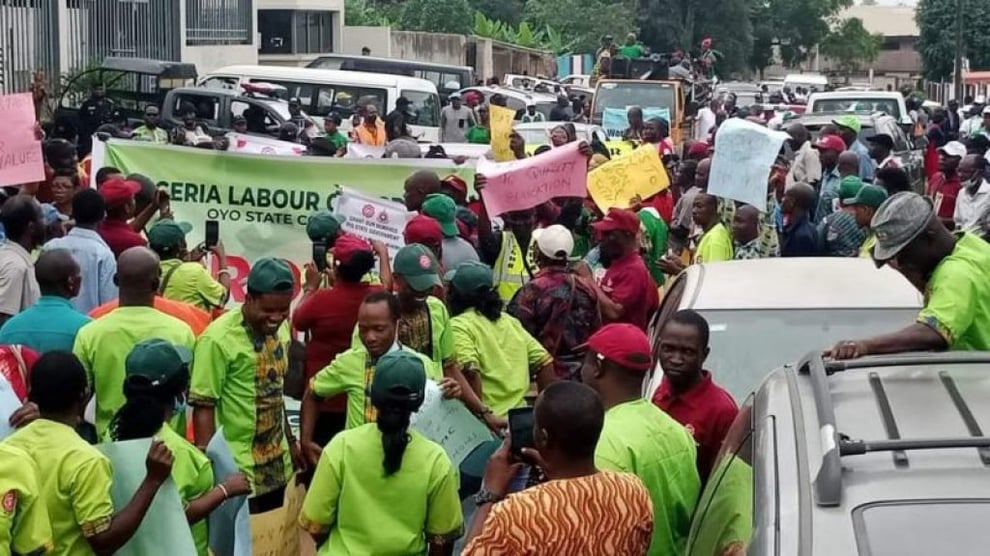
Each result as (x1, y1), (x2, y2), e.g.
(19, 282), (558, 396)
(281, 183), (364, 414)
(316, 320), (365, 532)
(157, 425), (214, 556)
(595, 399), (701, 556)
(465, 126), (491, 144)
(449, 309), (552, 417)
(695, 223), (733, 264)
(73, 306), (196, 439)
(5, 419), (114, 556)
(189, 309), (294, 497)
(638, 207), (669, 286)
(327, 131), (349, 152)
(350, 297), (453, 369)
(618, 44), (644, 58)
(310, 345), (438, 431)
(917, 232), (990, 350)
(160, 259), (228, 311)
(0, 442), (53, 556)
(299, 424), (463, 555)
(685, 454), (753, 556)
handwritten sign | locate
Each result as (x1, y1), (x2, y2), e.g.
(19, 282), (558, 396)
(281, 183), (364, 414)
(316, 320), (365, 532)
(587, 144), (670, 211)
(206, 428), (252, 556)
(490, 104), (516, 162)
(0, 93), (43, 187)
(476, 141), (587, 216)
(411, 380), (497, 466)
(333, 187), (412, 262)
(602, 107), (671, 139)
(97, 438), (197, 556)
(249, 483), (304, 556)
(708, 118), (789, 212)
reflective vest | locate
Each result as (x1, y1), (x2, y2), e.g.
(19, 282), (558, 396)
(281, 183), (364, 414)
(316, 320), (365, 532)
(493, 231), (536, 302)
(353, 118), (386, 146)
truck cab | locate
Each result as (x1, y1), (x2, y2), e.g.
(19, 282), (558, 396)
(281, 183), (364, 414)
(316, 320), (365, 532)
(590, 79), (686, 145)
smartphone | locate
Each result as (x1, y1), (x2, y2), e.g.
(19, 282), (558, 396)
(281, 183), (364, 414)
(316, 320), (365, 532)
(204, 220), (219, 249)
(508, 407), (535, 459)
(312, 241), (328, 273)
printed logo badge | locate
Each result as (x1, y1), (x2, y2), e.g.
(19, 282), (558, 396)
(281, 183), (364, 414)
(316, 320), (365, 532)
(419, 254), (431, 269)
(2, 490), (16, 515)
(362, 204), (376, 218)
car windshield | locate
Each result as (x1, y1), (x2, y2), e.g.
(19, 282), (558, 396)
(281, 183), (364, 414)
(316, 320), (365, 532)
(515, 127), (551, 144)
(696, 308), (919, 400)
(813, 98), (902, 119)
(400, 90), (440, 127)
(593, 81), (676, 122)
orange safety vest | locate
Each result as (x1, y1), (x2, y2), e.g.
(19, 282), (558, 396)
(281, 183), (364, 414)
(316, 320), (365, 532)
(354, 118), (387, 146)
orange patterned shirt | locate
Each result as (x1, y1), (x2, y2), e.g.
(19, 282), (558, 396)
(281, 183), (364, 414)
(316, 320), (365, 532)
(462, 471), (654, 556)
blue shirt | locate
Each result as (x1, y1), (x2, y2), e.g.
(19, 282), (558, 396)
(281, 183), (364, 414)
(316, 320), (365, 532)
(850, 140), (876, 182)
(815, 167), (843, 223)
(43, 227), (118, 314)
(0, 295), (92, 352)
(781, 214), (820, 258)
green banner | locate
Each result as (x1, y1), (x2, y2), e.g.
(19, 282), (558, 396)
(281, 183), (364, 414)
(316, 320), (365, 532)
(104, 141), (474, 303)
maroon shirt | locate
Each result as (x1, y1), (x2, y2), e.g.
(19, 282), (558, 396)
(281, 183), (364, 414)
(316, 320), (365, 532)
(652, 371), (739, 482)
(293, 281), (383, 411)
(97, 218), (147, 259)
(926, 172), (961, 220)
(600, 251), (659, 330)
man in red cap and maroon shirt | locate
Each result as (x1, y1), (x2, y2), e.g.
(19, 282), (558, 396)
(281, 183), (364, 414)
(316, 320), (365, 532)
(403, 214), (445, 267)
(577, 208), (658, 330)
(97, 178), (147, 258)
(652, 309), (737, 483)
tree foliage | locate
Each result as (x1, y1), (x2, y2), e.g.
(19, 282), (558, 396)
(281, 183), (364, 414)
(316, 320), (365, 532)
(820, 17), (882, 75)
(636, 0), (753, 75)
(468, 0), (526, 26)
(917, 0), (990, 81)
(524, 0), (637, 54)
(397, 0), (474, 34)
(746, 0), (853, 70)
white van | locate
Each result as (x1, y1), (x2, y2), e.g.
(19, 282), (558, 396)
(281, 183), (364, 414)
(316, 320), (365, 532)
(783, 73), (829, 94)
(200, 66), (442, 142)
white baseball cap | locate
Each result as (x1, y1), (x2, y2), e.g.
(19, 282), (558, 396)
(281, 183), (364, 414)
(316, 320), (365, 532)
(532, 225), (574, 260)
(938, 141), (967, 158)
(975, 95), (987, 104)
(982, 105), (990, 115)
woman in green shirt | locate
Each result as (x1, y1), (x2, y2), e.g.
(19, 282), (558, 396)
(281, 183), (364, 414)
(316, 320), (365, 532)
(300, 350), (464, 555)
(466, 105), (492, 144)
(110, 338), (252, 556)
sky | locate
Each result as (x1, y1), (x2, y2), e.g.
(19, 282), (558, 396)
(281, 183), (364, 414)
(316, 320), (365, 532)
(865, 0), (917, 5)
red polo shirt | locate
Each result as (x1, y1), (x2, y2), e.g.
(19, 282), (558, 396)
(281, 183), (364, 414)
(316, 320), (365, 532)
(652, 370), (738, 482)
(98, 218), (147, 259)
(600, 251), (659, 330)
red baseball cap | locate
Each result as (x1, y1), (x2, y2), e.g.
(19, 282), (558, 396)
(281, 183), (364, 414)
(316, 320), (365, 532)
(580, 323), (653, 372)
(592, 208), (640, 235)
(99, 178), (142, 208)
(332, 233), (373, 265)
(687, 141), (709, 158)
(403, 214), (443, 245)
(813, 135), (846, 153)
(441, 174), (468, 195)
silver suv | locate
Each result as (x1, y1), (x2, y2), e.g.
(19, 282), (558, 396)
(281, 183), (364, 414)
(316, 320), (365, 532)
(685, 351), (990, 556)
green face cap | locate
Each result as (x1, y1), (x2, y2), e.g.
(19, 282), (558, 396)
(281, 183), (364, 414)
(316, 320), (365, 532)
(246, 257), (295, 293)
(147, 221), (192, 250)
(421, 193), (458, 238)
(125, 338), (193, 386)
(306, 211), (345, 242)
(449, 261), (494, 294)
(843, 184), (889, 209)
(837, 176), (864, 201)
(833, 114), (862, 134)
(370, 350), (426, 409)
(393, 243), (441, 292)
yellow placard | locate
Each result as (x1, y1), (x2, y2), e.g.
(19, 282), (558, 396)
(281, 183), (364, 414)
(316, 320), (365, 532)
(605, 139), (635, 158)
(490, 105), (516, 162)
(587, 144), (670, 211)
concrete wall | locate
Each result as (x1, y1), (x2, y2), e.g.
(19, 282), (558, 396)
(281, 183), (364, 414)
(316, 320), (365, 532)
(391, 31), (468, 67)
(341, 26), (393, 56)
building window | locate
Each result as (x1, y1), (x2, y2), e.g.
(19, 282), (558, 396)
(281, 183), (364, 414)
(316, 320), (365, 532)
(186, 0), (253, 46)
(259, 9), (333, 55)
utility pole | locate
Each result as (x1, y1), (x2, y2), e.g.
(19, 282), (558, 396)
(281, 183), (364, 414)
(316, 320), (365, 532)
(954, 0), (964, 101)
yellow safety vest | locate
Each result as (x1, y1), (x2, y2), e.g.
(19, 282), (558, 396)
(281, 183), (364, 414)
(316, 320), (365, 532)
(493, 231), (537, 302)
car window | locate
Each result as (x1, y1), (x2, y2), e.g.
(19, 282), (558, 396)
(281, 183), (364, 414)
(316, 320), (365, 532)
(686, 397), (754, 556)
(231, 100), (278, 134)
(853, 500), (990, 555)
(333, 86), (386, 119)
(201, 76), (239, 91)
(401, 90), (440, 127)
(173, 94), (219, 124)
(594, 82), (677, 121)
(649, 274), (687, 352)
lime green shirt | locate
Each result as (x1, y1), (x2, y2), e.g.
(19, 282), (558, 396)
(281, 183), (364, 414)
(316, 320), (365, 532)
(0, 442), (53, 556)
(5, 419), (114, 556)
(465, 126), (491, 144)
(695, 223), (733, 263)
(157, 425), (214, 556)
(449, 309), (552, 417)
(595, 399), (700, 556)
(160, 259), (228, 311)
(189, 309), (294, 497)
(299, 424), (463, 555)
(859, 233), (876, 258)
(310, 345), (438, 431)
(73, 306), (196, 439)
(917, 233), (990, 350)
(351, 297), (453, 369)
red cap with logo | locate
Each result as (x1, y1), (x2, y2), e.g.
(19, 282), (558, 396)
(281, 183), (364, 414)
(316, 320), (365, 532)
(592, 208), (640, 235)
(580, 323), (653, 372)
(813, 135), (847, 153)
(332, 233), (373, 265)
(441, 174), (469, 195)
(404, 214), (443, 245)
(99, 178), (142, 208)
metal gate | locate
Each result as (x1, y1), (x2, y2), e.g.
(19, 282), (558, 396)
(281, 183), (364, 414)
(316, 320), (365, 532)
(0, 0), (59, 94)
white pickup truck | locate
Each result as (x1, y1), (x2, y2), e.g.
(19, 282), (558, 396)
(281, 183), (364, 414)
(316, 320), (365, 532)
(806, 91), (911, 127)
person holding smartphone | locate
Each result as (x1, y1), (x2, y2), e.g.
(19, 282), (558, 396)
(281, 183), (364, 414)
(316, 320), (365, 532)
(147, 221), (230, 312)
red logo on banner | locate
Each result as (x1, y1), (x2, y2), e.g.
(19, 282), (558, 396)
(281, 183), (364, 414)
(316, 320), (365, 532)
(362, 204), (375, 218)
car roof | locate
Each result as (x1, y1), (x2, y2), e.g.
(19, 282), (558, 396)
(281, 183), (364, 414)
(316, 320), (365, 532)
(808, 91), (905, 100)
(794, 111), (886, 128)
(207, 66), (438, 92)
(762, 352), (990, 554)
(681, 258), (922, 310)
(310, 53), (472, 72)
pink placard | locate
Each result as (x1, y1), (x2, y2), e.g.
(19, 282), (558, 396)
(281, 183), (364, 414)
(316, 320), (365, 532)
(477, 142), (587, 216)
(0, 93), (43, 188)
